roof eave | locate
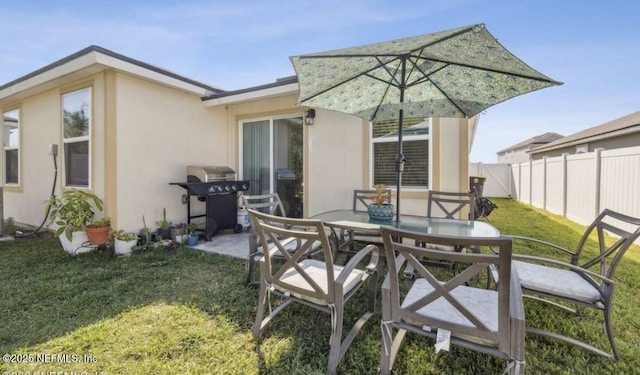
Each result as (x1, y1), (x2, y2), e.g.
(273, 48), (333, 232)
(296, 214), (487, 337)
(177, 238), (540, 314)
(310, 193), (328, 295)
(203, 77), (299, 107)
(0, 46), (223, 101)
(530, 125), (640, 154)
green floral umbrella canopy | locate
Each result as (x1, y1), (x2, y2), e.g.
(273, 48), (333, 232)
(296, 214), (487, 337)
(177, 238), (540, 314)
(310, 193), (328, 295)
(290, 23), (562, 217)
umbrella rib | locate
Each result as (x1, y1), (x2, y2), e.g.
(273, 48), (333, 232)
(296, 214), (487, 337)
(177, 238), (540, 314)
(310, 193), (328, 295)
(368, 56), (403, 120)
(402, 55), (471, 116)
(372, 56), (403, 87)
(419, 56), (559, 83)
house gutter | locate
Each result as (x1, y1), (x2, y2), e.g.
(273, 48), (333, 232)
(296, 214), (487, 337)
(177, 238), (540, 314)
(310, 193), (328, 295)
(202, 77), (299, 106)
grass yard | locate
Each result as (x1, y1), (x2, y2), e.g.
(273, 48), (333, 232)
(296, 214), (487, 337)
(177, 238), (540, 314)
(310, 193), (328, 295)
(1, 198), (639, 374)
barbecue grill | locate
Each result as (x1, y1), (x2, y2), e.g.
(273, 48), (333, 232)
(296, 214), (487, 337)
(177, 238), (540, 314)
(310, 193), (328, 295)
(171, 166), (250, 241)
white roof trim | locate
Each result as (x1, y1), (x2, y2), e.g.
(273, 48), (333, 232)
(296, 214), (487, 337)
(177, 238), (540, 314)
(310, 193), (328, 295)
(0, 49), (213, 100)
(94, 53), (211, 96)
(203, 83), (299, 107)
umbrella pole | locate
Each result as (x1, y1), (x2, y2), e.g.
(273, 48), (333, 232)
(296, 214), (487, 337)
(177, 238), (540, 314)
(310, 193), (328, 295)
(395, 57), (407, 223)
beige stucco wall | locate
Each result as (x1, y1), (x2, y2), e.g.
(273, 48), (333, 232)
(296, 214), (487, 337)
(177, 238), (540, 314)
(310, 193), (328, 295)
(0, 70), (228, 233)
(0, 74), (110, 229)
(305, 109), (367, 217)
(112, 73), (228, 231)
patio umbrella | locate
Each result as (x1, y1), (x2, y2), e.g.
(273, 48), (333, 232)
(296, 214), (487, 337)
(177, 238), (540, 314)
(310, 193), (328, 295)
(290, 23), (561, 218)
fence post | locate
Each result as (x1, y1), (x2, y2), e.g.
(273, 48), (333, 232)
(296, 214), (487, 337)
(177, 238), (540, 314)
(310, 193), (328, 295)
(529, 159), (533, 205)
(0, 186), (3, 236)
(594, 148), (604, 217)
(542, 156), (547, 209)
(561, 153), (568, 217)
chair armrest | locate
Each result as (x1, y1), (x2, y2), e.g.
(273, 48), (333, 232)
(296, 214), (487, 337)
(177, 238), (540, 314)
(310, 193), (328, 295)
(508, 235), (576, 258)
(381, 253), (406, 293)
(508, 266), (525, 323)
(336, 244), (379, 285)
(508, 266), (526, 362)
(513, 253), (615, 285)
(248, 232), (261, 254)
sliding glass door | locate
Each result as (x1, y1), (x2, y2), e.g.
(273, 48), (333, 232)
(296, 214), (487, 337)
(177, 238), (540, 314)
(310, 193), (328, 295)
(241, 115), (303, 217)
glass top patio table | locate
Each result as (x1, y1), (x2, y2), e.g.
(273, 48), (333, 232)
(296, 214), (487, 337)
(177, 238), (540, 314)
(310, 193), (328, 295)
(311, 209), (500, 238)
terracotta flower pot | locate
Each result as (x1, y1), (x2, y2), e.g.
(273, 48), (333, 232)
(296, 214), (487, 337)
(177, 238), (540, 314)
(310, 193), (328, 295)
(85, 224), (111, 245)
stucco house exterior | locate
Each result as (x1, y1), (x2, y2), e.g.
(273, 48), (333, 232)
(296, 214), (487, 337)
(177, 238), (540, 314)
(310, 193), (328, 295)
(1, 45), (478, 234)
(529, 111), (640, 160)
(496, 132), (563, 163)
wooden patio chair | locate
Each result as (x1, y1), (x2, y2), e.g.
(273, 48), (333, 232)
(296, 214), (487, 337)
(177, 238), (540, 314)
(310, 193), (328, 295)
(509, 208), (640, 360)
(379, 227), (525, 375)
(249, 209), (379, 375)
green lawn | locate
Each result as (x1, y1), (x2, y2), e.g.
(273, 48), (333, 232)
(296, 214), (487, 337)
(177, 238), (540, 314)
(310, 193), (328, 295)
(1, 198), (639, 374)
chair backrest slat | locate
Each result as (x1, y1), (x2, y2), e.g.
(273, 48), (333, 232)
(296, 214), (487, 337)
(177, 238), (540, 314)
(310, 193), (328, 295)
(248, 209), (336, 300)
(242, 193), (287, 217)
(575, 209), (640, 279)
(427, 190), (476, 220)
(380, 227), (513, 345)
(353, 189), (392, 211)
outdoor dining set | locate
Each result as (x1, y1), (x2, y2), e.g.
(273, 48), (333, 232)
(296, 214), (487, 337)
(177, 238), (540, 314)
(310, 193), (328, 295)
(239, 190), (640, 375)
(224, 23), (640, 374)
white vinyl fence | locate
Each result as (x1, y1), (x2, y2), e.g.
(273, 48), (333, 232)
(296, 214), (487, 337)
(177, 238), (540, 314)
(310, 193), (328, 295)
(509, 146), (640, 243)
(468, 162), (513, 198)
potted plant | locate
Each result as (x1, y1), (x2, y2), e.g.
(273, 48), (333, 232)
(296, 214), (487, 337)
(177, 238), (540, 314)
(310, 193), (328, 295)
(111, 229), (138, 255)
(184, 222), (199, 246)
(367, 184), (394, 221)
(170, 222), (185, 243)
(155, 208), (172, 240)
(46, 189), (104, 255)
(85, 217), (111, 245)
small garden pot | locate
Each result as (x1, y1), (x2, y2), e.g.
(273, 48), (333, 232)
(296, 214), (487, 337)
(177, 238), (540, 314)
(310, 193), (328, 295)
(186, 233), (199, 246)
(157, 227), (171, 240)
(114, 238), (137, 255)
(59, 231), (96, 256)
(368, 203), (394, 221)
(85, 224), (111, 245)
(170, 225), (185, 242)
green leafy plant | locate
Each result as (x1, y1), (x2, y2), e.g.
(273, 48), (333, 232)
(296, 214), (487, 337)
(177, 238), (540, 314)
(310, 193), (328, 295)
(88, 217), (111, 228)
(155, 208), (172, 230)
(110, 229), (138, 242)
(184, 222), (198, 234)
(3, 217), (17, 235)
(46, 189), (103, 240)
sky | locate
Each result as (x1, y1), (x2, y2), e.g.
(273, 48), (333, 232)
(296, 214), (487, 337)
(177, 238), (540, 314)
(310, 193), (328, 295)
(1, 0), (638, 162)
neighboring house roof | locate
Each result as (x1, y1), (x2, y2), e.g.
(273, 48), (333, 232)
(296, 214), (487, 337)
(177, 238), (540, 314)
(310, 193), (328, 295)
(0, 45), (224, 101)
(202, 75), (299, 106)
(496, 132), (564, 154)
(530, 110), (640, 154)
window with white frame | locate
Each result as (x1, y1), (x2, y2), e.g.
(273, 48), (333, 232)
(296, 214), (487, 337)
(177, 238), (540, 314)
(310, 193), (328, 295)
(3, 108), (20, 185)
(372, 118), (429, 188)
(62, 88), (91, 187)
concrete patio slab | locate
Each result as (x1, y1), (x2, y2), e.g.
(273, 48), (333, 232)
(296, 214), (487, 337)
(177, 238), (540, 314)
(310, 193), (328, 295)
(191, 229), (250, 259)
